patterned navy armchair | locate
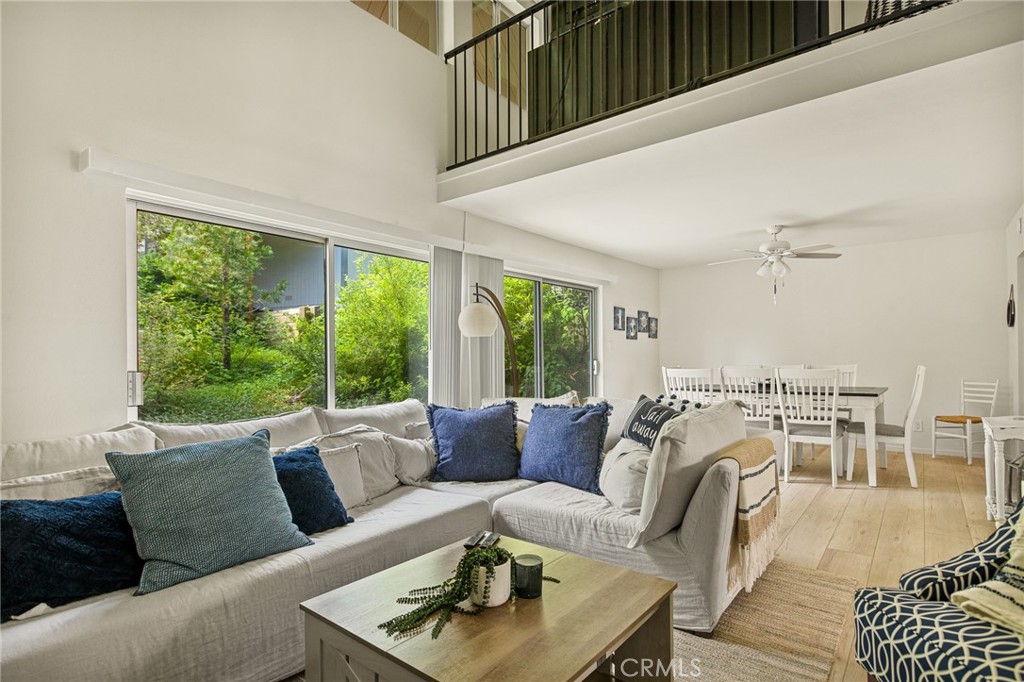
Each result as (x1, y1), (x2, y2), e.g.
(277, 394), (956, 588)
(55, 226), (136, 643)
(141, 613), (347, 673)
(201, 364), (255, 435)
(854, 501), (1024, 682)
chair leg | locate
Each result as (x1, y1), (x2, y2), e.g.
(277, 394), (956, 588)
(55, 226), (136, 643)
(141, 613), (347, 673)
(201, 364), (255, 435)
(830, 439), (839, 488)
(904, 440), (918, 488)
(931, 420), (937, 458)
(783, 440), (791, 483)
(796, 442), (804, 466)
(965, 423), (973, 465)
(846, 435), (856, 482)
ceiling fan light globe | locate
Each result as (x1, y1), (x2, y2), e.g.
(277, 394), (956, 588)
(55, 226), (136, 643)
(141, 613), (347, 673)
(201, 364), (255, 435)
(772, 260), (791, 277)
(756, 262), (773, 277)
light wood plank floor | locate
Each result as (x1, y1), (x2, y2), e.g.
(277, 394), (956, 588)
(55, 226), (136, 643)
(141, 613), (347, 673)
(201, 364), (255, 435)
(772, 445), (992, 682)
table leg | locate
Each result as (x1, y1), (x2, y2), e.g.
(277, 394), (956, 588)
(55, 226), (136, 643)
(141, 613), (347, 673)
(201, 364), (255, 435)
(875, 402), (887, 469)
(865, 409), (878, 488)
(994, 440), (1007, 525)
(985, 433), (994, 521)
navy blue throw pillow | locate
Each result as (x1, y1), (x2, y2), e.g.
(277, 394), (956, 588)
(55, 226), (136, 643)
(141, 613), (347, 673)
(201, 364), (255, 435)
(1, 491), (143, 622)
(520, 403), (610, 493)
(273, 446), (353, 534)
(428, 402), (519, 482)
(621, 395), (682, 449)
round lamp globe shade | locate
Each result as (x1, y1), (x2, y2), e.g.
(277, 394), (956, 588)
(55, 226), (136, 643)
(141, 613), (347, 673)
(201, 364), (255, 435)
(458, 302), (499, 337)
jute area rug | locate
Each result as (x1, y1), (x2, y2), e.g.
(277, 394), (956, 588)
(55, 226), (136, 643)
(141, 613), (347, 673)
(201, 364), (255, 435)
(673, 560), (857, 682)
(284, 560), (855, 682)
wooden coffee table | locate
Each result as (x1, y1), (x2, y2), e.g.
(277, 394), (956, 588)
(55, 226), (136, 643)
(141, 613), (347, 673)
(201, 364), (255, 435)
(301, 536), (675, 681)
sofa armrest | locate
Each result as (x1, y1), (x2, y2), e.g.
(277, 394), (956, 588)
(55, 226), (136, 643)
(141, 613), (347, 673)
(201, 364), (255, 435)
(899, 499), (1022, 601)
(678, 459), (740, 623)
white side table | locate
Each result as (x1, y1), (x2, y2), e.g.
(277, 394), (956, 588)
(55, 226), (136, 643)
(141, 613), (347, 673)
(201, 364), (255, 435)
(983, 416), (1024, 524)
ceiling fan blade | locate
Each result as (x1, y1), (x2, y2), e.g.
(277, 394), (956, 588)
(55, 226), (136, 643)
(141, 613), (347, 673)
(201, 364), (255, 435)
(708, 256), (763, 266)
(788, 243), (834, 253)
(791, 252), (842, 259)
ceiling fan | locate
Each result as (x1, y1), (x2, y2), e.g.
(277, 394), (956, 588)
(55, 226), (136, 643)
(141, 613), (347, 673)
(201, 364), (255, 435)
(708, 225), (842, 302)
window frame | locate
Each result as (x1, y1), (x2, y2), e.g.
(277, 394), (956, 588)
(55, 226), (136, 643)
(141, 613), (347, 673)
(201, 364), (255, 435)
(503, 270), (596, 399)
(127, 199), (430, 421)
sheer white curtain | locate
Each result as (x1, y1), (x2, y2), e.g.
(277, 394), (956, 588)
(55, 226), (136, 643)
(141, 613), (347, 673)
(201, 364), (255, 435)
(459, 253), (505, 408)
(429, 248), (505, 408)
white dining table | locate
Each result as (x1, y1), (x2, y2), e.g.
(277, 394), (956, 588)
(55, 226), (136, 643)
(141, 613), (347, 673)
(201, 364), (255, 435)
(835, 386), (889, 488)
(707, 385), (889, 487)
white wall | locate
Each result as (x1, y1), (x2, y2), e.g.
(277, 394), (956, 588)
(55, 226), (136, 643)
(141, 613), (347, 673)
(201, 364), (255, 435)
(659, 230), (1010, 453)
(1, 2), (658, 442)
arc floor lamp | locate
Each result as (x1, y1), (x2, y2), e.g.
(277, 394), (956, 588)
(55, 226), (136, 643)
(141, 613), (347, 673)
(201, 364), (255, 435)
(458, 282), (520, 397)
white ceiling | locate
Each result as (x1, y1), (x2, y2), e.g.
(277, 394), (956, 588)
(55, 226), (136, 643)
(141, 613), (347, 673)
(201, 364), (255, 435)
(444, 40), (1023, 269)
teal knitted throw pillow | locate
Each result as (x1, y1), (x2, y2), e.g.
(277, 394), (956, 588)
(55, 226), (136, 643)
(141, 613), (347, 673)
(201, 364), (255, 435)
(106, 429), (311, 594)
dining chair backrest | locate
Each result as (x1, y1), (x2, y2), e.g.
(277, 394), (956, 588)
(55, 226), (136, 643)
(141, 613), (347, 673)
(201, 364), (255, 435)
(773, 364), (806, 372)
(807, 364), (858, 387)
(663, 367), (717, 405)
(902, 365), (928, 431)
(721, 366), (775, 423)
(961, 379), (999, 417)
(775, 368), (839, 427)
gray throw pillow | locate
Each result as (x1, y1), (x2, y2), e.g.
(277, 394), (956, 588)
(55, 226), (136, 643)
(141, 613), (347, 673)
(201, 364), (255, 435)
(105, 430), (311, 595)
(628, 401), (747, 548)
(386, 435), (437, 485)
(599, 438), (650, 515)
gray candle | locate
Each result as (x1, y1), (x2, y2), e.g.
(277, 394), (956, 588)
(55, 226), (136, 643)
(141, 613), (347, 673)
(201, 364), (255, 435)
(514, 554), (544, 599)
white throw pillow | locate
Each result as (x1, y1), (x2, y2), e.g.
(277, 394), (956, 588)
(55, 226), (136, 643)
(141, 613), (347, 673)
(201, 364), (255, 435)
(133, 407), (322, 449)
(628, 400), (747, 548)
(294, 426), (400, 501)
(598, 438), (650, 515)
(404, 420), (433, 440)
(385, 435), (437, 485)
(586, 396), (642, 452)
(315, 399), (427, 437)
(1, 425), (159, 480)
(0, 466), (120, 501)
(317, 444), (367, 508)
(481, 391), (580, 422)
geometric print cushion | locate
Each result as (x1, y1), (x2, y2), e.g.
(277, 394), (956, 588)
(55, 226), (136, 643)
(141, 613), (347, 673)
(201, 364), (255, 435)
(854, 587), (1024, 682)
(900, 499), (1023, 602)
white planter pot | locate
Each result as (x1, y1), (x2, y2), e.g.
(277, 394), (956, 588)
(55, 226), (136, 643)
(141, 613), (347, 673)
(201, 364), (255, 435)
(470, 560), (511, 608)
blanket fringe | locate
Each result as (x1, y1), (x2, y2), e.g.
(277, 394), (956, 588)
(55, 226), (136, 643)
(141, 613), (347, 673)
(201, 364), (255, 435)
(739, 515), (779, 593)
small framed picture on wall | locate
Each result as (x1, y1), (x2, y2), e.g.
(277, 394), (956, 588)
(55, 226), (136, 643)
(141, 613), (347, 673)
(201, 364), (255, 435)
(648, 317), (658, 339)
(637, 310), (650, 333)
(613, 306), (625, 331)
(626, 317), (638, 340)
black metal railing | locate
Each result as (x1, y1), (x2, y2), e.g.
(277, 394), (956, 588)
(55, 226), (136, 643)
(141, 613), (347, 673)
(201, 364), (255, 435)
(444, 0), (952, 169)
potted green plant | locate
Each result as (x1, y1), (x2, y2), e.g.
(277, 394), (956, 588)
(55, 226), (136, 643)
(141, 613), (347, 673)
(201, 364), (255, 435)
(378, 545), (515, 639)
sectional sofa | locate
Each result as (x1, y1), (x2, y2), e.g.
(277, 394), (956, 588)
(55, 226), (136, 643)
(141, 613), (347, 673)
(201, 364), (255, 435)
(0, 397), (781, 682)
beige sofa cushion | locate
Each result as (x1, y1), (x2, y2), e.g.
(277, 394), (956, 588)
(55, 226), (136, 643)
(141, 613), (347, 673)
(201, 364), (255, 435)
(293, 426), (400, 501)
(1, 426), (159, 480)
(316, 444), (367, 509)
(598, 438), (650, 515)
(0, 466), (120, 501)
(628, 400), (747, 548)
(481, 391), (579, 422)
(586, 396), (639, 452)
(314, 399), (426, 437)
(133, 407), (322, 449)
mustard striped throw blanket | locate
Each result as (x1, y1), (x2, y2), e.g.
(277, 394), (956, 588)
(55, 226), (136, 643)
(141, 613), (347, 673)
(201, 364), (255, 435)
(717, 437), (779, 593)
(951, 514), (1024, 636)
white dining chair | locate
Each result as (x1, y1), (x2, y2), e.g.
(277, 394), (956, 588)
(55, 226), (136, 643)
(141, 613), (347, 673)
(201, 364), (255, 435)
(662, 367), (717, 406)
(776, 368), (848, 487)
(807, 364), (858, 388)
(931, 379), (999, 464)
(721, 366), (775, 428)
(846, 365), (925, 488)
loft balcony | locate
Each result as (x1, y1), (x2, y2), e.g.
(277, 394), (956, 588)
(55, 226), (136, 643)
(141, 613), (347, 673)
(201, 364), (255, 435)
(443, 0), (957, 171)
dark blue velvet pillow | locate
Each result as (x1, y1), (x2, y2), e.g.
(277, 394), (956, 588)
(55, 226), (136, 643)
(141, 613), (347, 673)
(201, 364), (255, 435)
(428, 402), (519, 482)
(0, 491), (143, 622)
(273, 446), (353, 534)
(519, 402), (610, 493)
